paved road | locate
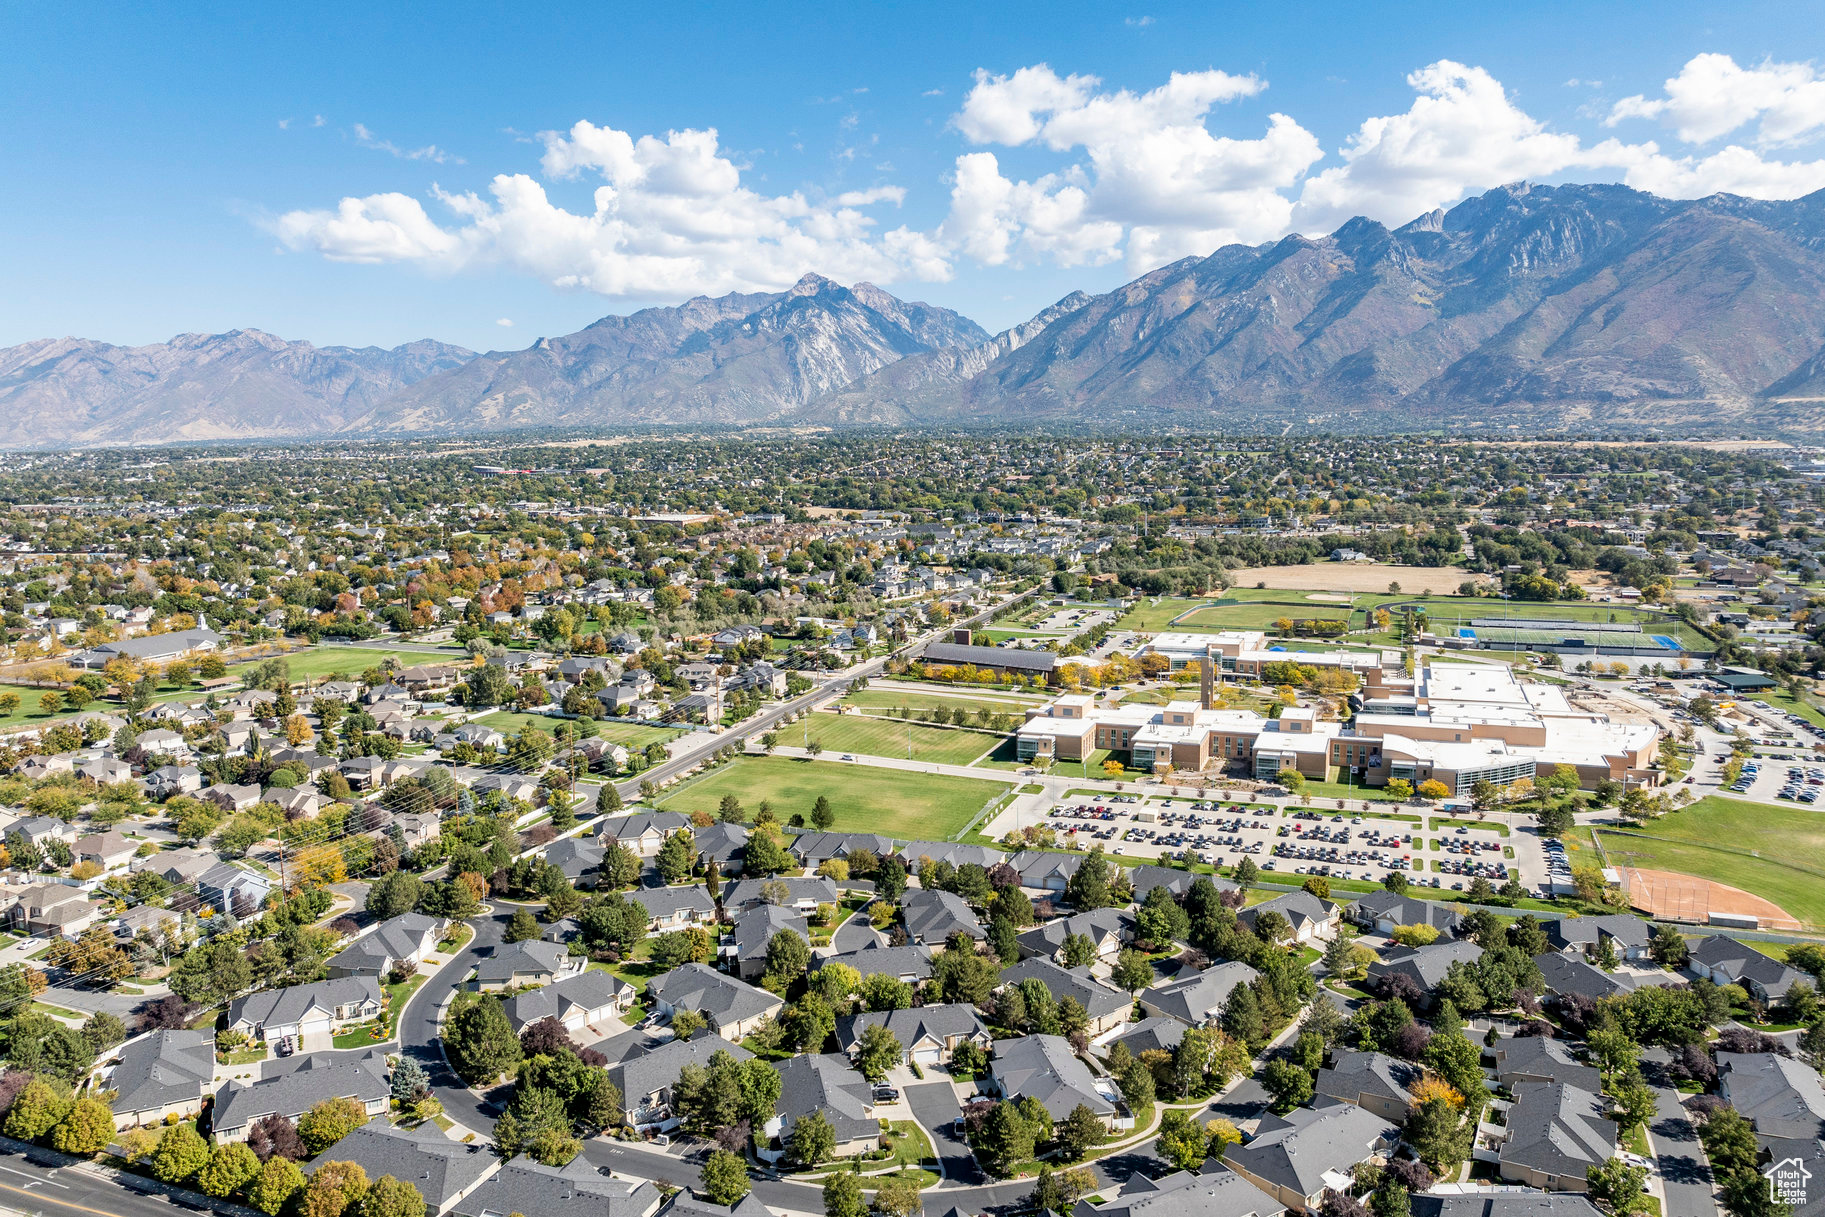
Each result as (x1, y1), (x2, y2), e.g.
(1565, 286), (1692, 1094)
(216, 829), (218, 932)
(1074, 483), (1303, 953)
(906, 1080), (980, 1184)
(0, 1139), (218, 1217)
(398, 907), (513, 1135)
(1645, 1071), (1717, 1217)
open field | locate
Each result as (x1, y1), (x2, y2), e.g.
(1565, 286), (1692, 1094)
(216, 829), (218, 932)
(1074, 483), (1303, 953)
(235, 646), (466, 683)
(843, 688), (1042, 716)
(0, 684), (83, 731)
(475, 709), (684, 749)
(655, 756), (1009, 839)
(1756, 686), (1825, 729)
(798, 712), (1002, 765)
(1595, 795), (1825, 928)
(1226, 563), (1469, 595)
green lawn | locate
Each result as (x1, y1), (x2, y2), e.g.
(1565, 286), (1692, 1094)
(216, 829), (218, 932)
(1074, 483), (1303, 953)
(1596, 795), (1825, 928)
(843, 688), (1042, 716)
(0, 684), (83, 730)
(1756, 687), (1825, 730)
(234, 646), (458, 683)
(476, 709), (683, 749)
(656, 755), (1009, 840)
(795, 713), (1002, 766)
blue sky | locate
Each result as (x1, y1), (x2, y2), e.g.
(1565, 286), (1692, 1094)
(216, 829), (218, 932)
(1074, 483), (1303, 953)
(5, 0), (1825, 351)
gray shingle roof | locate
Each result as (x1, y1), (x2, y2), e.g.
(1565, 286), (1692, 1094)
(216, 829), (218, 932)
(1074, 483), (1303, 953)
(1489, 1034), (1602, 1093)
(328, 913), (443, 975)
(500, 970), (633, 1033)
(724, 875), (838, 909)
(453, 1154), (659, 1217)
(835, 1004), (989, 1056)
(1141, 961), (1260, 1025)
(1499, 1083), (1616, 1179)
(1313, 1050), (1420, 1109)
(609, 1035), (755, 1107)
(1367, 938), (1482, 992)
(1223, 1103), (1396, 1200)
(1073, 1167), (1281, 1217)
(901, 889), (984, 944)
(820, 943), (933, 982)
(228, 976), (382, 1031)
(474, 940), (569, 985)
(992, 1034), (1114, 1120)
(1533, 952), (1635, 1001)
(629, 885), (716, 922)
(310, 1121), (497, 1210)
(1017, 908), (1132, 957)
(731, 905), (808, 962)
(1719, 1052), (1825, 1142)
(646, 963), (782, 1030)
(1346, 890), (1463, 933)
(773, 1053), (878, 1146)
(1000, 958), (1130, 1021)
(109, 1029), (214, 1116)
(1410, 1196), (1604, 1217)
(213, 1052), (389, 1134)
(1107, 1016), (1190, 1059)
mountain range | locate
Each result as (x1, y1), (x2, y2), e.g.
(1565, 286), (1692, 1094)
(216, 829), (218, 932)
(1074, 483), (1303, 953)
(7, 181), (1825, 445)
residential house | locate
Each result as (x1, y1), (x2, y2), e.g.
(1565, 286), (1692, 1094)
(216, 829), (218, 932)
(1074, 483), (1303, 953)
(788, 831), (896, 869)
(693, 822), (749, 876)
(11, 815), (78, 847)
(144, 764), (204, 799)
(200, 782), (263, 812)
(74, 830), (137, 875)
(1313, 1050), (1422, 1122)
(646, 963), (783, 1041)
(453, 1158), (659, 1217)
(989, 1033), (1117, 1124)
(544, 838), (606, 884)
(609, 1035), (758, 1129)
(310, 1122), (498, 1216)
(5, 883), (104, 938)
(1535, 952), (1642, 1002)
(1016, 908), (1133, 964)
(213, 1051), (391, 1142)
(133, 845), (215, 886)
(1717, 1051), (1825, 1185)
(835, 1004), (991, 1069)
(1140, 961), (1261, 1026)
(1542, 915), (1652, 962)
(1488, 1035), (1603, 1094)
(598, 812), (693, 857)
(474, 940), (582, 990)
(500, 970), (635, 1035)
(196, 862), (272, 916)
(328, 913), (448, 978)
(628, 885), (717, 931)
(1236, 890), (1337, 944)
(227, 976), (384, 1047)
(999, 958), (1131, 1038)
(1366, 939), (1483, 1003)
(1071, 1168), (1283, 1217)
(1108, 1017), (1189, 1060)
(819, 943), (933, 986)
(726, 906), (808, 981)
(1010, 849), (1082, 894)
(1494, 1083), (1617, 1192)
(761, 1054), (880, 1163)
(105, 1029), (216, 1129)
(902, 888), (984, 945)
(1689, 935), (1810, 1005)
(1344, 891), (1464, 938)
(1222, 1103), (1398, 1213)
(724, 874), (838, 914)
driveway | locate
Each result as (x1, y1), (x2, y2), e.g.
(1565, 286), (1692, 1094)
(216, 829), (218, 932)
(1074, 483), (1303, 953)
(905, 1079), (980, 1184)
(831, 912), (882, 953)
(1645, 1070), (1717, 1217)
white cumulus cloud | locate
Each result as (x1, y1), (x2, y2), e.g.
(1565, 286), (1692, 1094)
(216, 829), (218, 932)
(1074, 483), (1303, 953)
(945, 64), (1316, 269)
(275, 120), (949, 299)
(1608, 53), (1825, 147)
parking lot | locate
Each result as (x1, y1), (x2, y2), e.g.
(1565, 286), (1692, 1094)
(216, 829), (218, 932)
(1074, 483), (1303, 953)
(1031, 793), (1526, 894)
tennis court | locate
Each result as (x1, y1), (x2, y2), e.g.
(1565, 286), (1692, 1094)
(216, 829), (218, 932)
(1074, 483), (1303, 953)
(1458, 626), (1683, 651)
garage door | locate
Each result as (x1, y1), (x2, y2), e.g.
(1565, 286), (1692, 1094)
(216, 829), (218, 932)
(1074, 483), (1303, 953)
(913, 1048), (941, 1066)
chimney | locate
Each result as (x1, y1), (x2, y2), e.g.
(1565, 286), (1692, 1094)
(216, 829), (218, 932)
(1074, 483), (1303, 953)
(1200, 655), (1214, 710)
(952, 627), (972, 646)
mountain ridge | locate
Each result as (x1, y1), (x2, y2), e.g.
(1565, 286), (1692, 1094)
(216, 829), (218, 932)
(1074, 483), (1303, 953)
(6, 182), (1825, 444)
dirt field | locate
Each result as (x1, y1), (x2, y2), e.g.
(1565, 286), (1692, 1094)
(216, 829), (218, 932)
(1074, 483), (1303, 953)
(1226, 564), (1468, 595)
(1619, 867), (1802, 932)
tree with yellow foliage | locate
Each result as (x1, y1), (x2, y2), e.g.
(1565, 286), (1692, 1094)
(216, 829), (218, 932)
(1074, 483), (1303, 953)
(285, 715), (314, 747)
(294, 846), (347, 886)
(1409, 1076), (1464, 1109)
